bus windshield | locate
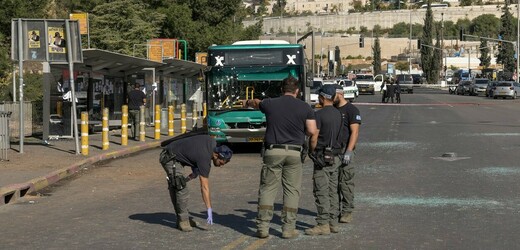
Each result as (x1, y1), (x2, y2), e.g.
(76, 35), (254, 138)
(207, 65), (300, 110)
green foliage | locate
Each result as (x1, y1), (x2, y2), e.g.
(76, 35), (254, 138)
(395, 61), (408, 71)
(372, 36), (381, 74)
(90, 0), (165, 56)
(421, 2), (435, 84)
(373, 25), (383, 36)
(479, 39), (491, 68)
(497, 2), (515, 73)
(469, 14), (500, 37)
(460, 0), (473, 7)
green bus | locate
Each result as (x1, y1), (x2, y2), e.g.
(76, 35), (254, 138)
(204, 40), (311, 143)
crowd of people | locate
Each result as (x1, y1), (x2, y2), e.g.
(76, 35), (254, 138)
(380, 78), (401, 103)
(157, 75), (361, 239)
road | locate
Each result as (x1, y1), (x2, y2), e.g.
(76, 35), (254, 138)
(2, 87), (520, 249)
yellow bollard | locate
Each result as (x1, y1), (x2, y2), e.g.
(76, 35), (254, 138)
(81, 112), (89, 156)
(168, 105), (174, 136)
(181, 103), (187, 134)
(155, 105), (161, 140)
(102, 108), (109, 150)
(139, 105), (146, 141)
(192, 106), (198, 129)
(203, 103), (207, 119)
(121, 105), (128, 146)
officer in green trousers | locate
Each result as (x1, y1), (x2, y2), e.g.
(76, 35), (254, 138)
(245, 76), (318, 239)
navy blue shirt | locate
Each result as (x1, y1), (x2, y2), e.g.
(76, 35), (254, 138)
(336, 102), (361, 149)
(315, 106), (342, 149)
(164, 134), (216, 178)
(260, 95), (315, 146)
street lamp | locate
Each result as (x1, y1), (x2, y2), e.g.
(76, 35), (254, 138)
(517, 0), (519, 82)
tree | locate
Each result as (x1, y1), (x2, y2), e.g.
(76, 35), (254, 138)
(372, 24), (383, 37)
(372, 35), (382, 74)
(497, 1), (516, 74)
(460, 0), (473, 6)
(470, 14), (500, 37)
(431, 26), (441, 84)
(90, 0), (165, 56)
(395, 61), (409, 72)
(479, 39), (491, 68)
(421, 1), (434, 84)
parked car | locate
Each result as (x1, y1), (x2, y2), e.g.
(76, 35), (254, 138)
(396, 74), (414, 93)
(411, 74), (423, 85)
(485, 81), (498, 97)
(337, 79), (358, 100)
(493, 81), (520, 99)
(456, 81), (473, 95)
(470, 78), (490, 96)
(310, 77), (323, 108)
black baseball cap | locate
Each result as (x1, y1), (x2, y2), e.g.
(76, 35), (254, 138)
(214, 145), (233, 162)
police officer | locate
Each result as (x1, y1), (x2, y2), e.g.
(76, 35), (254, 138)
(306, 84), (343, 236)
(127, 83), (146, 140)
(245, 75), (318, 239)
(333, 84), (361, 224)
(395, 79), (402, 103)
(160, 133), (233, 231)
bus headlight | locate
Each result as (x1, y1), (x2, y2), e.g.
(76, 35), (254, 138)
(209, 127), (221, 132)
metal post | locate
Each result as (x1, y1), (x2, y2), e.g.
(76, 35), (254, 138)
(12, 65), (16, 102)
(441, 13), (445, 82)
(181, 103), (187, 134)
(168, 105), (174, 136)
(17, 19), (24, 153)
(312, 30), (315, 77)
(102, 108), (109, 150)
(121, 105), (128, 146)
(65, 20), (80, 155)
(81, 112), (88, 156)
(139, 105), (146, 141)
(154, 104), (160, 140)
(409, 8), (412, 74)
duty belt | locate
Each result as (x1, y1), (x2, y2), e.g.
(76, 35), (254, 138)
(268, 144), (303, 152)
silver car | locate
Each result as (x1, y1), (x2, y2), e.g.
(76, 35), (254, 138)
(493, 81), (520, 99)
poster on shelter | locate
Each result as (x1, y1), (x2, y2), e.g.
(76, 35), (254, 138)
(28, 30), (41, 48)
(48, 27), (66, 53)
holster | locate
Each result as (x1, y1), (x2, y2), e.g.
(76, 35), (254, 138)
(160, 149), (178, 189)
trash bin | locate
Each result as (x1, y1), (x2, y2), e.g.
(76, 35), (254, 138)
(161, 108), (168, 130)
(0, 111), (11, 161)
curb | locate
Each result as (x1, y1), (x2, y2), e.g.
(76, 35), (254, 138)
(0, 141), (162, 207)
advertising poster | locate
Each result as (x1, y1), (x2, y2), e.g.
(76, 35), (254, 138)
(48, 27), (66, 53)
(28, 30), (41, 48)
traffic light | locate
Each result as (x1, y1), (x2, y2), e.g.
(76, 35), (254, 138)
(417, 39), (421, 49)
(498, 34), (503, 49)
(335, 46), (341, 62)
(459, 28), (465, 41)
(359, 35), (364, 48)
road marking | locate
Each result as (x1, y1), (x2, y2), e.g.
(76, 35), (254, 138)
(471, 167), (520, 176)
(244, 238), (269, 250)
(462, 133), (520, 136)
(222, 235), (248, 250)
(431, 156), (470, 161)
(358, 194), (502, 208)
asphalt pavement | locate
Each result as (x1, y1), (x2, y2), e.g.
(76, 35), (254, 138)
(0, 117), (197, 206)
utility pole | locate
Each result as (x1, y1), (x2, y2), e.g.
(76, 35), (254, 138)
(441, 12), (445, 83)
(517, 0), (519, 82)
(409, 6), (412, 74)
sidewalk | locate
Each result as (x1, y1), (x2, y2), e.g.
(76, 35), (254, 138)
(0, 119), (199, 206)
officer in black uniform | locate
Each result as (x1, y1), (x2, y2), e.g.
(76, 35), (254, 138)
(160, 134), (233, 231)
(245, 75), (318, 239)
(306, 84), (343, 236)
(333, 84), (361, 224)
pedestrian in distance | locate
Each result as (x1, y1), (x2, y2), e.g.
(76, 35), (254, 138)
(245, 75), (318, 239)
(333, 84), (361, 224)
(381, 80), (388, 103)
(127, 83), (146, 140)
(306, 84), (343, 236)
(159, 133), (233, 231)
(385, 81), (396, 103)
(395, 79), (401, 103)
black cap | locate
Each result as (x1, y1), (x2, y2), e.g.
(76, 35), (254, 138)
(214, 145), (233, 162)
(318, 84), (337, 100)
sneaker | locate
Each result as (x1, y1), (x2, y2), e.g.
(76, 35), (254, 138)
(255, 230), (269, 239)
(330, 224), (339, 233)
(339, 213), (353, 223)
(282, 229), (299, 239)
(304, 224), (330, 236)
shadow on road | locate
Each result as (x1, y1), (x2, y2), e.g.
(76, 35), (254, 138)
(128, 212), (177, 229)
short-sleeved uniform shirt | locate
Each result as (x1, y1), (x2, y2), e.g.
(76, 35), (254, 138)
(259, 95), (315, 146)
(128, 89), (146, 110)
(164, 134), (216, 178)
(336, 102), (362, 149)
(315, 105), (343, 149)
